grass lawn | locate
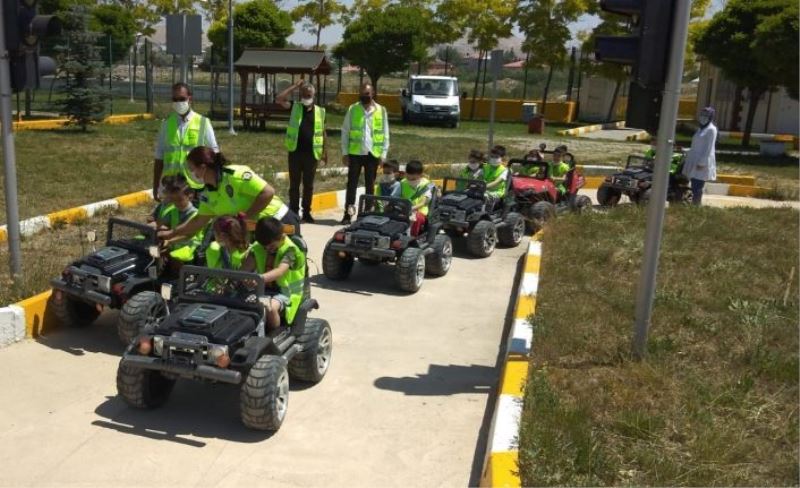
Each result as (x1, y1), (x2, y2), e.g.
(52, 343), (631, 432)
(518, 206), (799, 486)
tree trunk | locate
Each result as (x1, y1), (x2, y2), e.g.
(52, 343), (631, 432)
(480, 53), (488, 98)
(368, 73), (379, 98)
(541, 64), (554, 116)
(315, 24), (321, 49)
(742, 87), (764, 147)
(730, 85), (743, 130)
(444, 48), (449, 76)
(470, 50), (483, 120)
(521, 51), (530, 101)
(606, 79), (622, 122)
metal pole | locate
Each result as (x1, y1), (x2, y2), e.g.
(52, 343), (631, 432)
(631, 0), (692, 360)
(108, 34), (113, 116)
(128, 44), (134, 102)
(227, 0), (236, 134)
(180, 16), (187, 83)
(145, 38), (153, 113)
(0, 0), (22, 278)
(133, 35), (138, 100)
(487, 49), (501, 150)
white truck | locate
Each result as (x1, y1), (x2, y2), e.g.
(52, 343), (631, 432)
(400, 75), (462, 128)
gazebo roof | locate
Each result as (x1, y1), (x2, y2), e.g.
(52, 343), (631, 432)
(234, 48), (332, 75)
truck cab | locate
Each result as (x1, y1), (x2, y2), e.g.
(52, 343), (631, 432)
(400, 75), (461, 128)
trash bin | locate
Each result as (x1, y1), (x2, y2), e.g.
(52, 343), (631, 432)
(528, 114), (545, 134)
(522, 102), (538, 122)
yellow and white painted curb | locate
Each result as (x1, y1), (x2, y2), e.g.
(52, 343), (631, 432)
(12, 113), (155, 131)
(557, 120), (626, 137)
(480, 234), (541, 487)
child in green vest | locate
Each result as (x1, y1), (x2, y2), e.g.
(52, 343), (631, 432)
(205, 215), (251, 270)
(149, 176), (204, 264)
(550, 145), (572, 195)
(375, 159), (401, 198)
(461, 149), (485, 180)
(250, 218), (307, 329)
(400, 160), (433, 236)
(484, 145), (509, 208)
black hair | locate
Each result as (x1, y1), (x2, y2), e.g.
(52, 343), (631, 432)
(187, 147), (228, 169)
(172, 82), (192, 96)
(255, 217), (284, 245)
(383, 159), (399, 171)
(490, 145), (507, 157)
(405, 160), (423, 175)
(162, 175), (193, 195)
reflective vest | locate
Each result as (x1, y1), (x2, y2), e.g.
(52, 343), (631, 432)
(155, 203), (203, 262)
(200, 165), (289, 221)
(483, 164), (507, 197)
(251, 239), (305, 324)
(400, 177), (432, 216)
(205, 242), (249, 270)
(285, 103), (325, 160)
(162, 112), (209, 190)
(460, 165), (483, 180)
(347, 103), (385, 157)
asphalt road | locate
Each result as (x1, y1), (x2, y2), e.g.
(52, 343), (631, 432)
(0, 210), (526, 487)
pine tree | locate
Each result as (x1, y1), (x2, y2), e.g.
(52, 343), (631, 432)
(56, 5), (107, 130)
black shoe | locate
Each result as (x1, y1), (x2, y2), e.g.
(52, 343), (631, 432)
(301, 213), (315, 224)
(340, 213), (351, 225)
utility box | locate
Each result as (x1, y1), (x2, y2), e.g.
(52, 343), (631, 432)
(528, 114), (545, 134)
(522, 102), (538, 122)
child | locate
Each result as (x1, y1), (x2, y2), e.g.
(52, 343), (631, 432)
(375, 159), (401, 197)
(150, 176), (204, 263)
(205, 215), (251, 270)
(461, 149), (485, 180)
(400, 160), (433, 237)
(518, 148), (545, 177)
(248, 218), (306, 329)
(549, 145), (572, 195)
(484, 145), (509, 207)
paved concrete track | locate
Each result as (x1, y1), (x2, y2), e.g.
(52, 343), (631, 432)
(0, 211), (525, 488)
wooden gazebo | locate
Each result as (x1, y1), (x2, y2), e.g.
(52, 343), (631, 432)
(234, 48), (332, 129)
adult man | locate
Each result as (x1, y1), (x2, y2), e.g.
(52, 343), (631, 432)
(340, 82), (390, 224)
(682, 106), (718, 206)
(277, 79), (327, 223)
(153, 82), (218, 200)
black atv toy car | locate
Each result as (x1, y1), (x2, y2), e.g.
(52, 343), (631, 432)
(322, 193), (452, 293)
(116, 265), (331, 432)
(50, 218), (181, 344)
(596, 152), (691, 206)
(437, 175), (525, 258)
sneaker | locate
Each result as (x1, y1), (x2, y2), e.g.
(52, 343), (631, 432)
(302, 213), (315, 224)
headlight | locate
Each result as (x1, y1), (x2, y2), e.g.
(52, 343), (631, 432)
(412, 102), (422, 112)
(376, 236), (391, 249)
(344, 232), (353, 244)
(450, 105), (459, 113)
(97, 275), (111, 293)
(153, 335), (164, 355)
(209, 345), (230, 368)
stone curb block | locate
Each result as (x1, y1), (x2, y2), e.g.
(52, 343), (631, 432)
(557, 120), (626, 137)
(480, 236), (542, 487)
(12, 113), (154, 131)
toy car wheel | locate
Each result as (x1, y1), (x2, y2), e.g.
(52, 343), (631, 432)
(240, 356), (289, 431)
(467, 220), (497, 258)
(425, 234), (453, 277)
(288, 318), (332, 383)
(395, 247), (426, 293)
(49, 292), (100, 328)
(322, 239), (354, 280)
(116, 359), (175, 409)
(118, 291), (165, 345)
(530, 201), (556, 233)
(498, 212), (525, 247)
(574, 195), (593, 212)
(597, 184), (622, 207)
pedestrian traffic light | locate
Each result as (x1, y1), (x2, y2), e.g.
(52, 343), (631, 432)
(594, 0), (677, 133)
(3, 0), (61, 91)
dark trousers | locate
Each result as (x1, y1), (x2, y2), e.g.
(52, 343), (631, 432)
(691, 178), (705, 206)
(288, 151), (318, 215)
(345, 154), (379, 208)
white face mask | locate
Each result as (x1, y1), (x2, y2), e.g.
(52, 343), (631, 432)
(301, 97), (314, 107)
(489, 157), (501, 166)
(173, 100), (190, 116)
(468, 161), (481, 170)
(407, 177), (421, 187)
(381, 174), (395, 183)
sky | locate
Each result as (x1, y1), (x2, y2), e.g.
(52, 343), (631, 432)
(282, 0), (725, 53)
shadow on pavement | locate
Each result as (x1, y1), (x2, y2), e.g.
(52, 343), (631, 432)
(308, 264), (410, 297)
(307, 218), (342, 227)
(35, 310), (126, 357)
(373, 363), (496, 396)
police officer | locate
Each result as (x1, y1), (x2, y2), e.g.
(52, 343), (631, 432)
(158, 147), (301, 245)
(340, 82), (390, 224)
(153, 82), (218, 200)
(277, 80), (327, 223)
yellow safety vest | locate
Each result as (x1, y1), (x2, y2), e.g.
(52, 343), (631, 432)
(162, 112), (208, 190)
(347, 103), (385, 157)
(285, 103), (325, 160)
(400, 177), (432, 216)
(251, 239), (305, 324)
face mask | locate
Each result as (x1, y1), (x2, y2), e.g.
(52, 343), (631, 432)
(189, 165), (206, 185)
(489, 157), (501, 166)
(381, 174), (395, 183)
(173, 101), (190, 115)
(360, 95), (372, 105)
(407, 177), (421, 187)
(468, 162), (480, 170)
(301, 97), (314, 107)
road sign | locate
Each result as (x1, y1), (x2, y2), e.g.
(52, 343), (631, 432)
(166, 14), (202, 83)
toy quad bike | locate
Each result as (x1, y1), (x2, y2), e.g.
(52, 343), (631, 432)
(322, 193), (452, 293)
(509, 154), (592, 233)
(596, 151), (691, 206)
(437, 173), (525, 258)
(116, 265), (330, 432)
(50, 218), (187, 344)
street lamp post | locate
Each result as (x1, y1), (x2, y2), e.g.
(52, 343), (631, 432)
(227, 0), (236, 134)
(132, 33), (142, 103)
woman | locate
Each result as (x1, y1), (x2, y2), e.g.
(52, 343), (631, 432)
(159, 147), (301, 245)
(682, 106), (718, 206)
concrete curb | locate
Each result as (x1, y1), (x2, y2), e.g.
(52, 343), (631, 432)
(12, 113), (155, 131)
(480, 235), (541, 487)
(557, 121), (626, 137)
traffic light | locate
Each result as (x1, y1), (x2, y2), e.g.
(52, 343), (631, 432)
(594, 0), (677, 133)
(2, 0), (61, 92)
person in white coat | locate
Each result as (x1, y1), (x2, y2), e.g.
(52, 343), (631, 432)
(682, 106), (718, 205)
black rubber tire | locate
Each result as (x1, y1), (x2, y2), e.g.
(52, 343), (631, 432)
(574, 195), (593, 212)
(288, 318), (332, 383)
(322, 240), (353, 280)
(240, 355), (289, 431)
(467, 220), (497, 258)
(497, 212), (525, 247)
(358, 257), (381, 266)
(395, 247), (426, 293)
(425, 234), (453, 277)
(529, 201), (556, 233)
(49, 292), (100, 328)
(596, 184), (622, 207)
(116, 358), (175, 409)
(117, 291), (165, 345)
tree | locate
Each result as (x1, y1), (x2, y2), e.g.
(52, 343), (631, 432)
(337, 5), (427, 94)
(291, 0), (347, 49)
(89, 4), (138, 66)
(207, 0), (293, 60)
(57, 6), (108, 130)
(695, 0), (799, 146)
